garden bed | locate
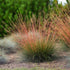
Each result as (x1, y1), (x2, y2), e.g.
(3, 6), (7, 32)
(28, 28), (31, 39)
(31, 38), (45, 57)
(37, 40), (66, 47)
(0, 49), (70, 70)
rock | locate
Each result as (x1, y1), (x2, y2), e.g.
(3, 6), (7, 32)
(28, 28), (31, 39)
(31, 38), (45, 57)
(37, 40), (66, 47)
(0, 56), (8, 64)
(0, 35), (18, 54)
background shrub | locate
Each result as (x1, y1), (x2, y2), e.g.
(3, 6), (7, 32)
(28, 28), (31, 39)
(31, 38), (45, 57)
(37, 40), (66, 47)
(0, 0), (69, 38)
(0, 0), (50, 37)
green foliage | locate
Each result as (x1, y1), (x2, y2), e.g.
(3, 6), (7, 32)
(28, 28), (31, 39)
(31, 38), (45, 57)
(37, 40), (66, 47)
(66, 0), (70, 6)
(0, 0), (50, 37)
(22, 40), (55, 62)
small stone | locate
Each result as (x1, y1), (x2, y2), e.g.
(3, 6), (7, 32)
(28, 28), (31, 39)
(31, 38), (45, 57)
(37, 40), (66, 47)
(0, 56), (8, 64)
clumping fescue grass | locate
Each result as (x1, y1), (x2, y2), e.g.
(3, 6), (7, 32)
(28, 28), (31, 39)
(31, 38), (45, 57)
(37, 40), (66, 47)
(15, 26), (55, 62)
(11, 18), (56, 62)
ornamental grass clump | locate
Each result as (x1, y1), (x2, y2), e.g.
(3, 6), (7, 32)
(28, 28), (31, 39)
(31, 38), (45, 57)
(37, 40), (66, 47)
(13, 18), (56, 62)
(4, 15), (57, 62)
(51, 14), (70, 47)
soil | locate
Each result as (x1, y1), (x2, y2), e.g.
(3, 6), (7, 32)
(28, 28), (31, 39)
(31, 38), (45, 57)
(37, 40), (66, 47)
(0, 51), (70, 70)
